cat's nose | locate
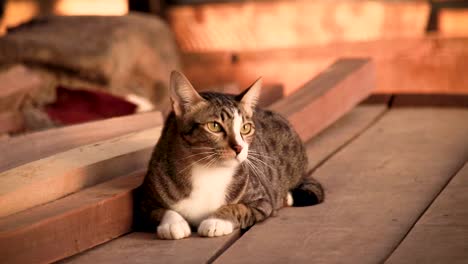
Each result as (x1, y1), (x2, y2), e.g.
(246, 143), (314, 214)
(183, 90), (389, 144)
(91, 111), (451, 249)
(231, 144), (243, 155)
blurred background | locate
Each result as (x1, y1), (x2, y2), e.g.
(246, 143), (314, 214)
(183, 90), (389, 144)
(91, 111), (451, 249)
(0, 0), (468, 135)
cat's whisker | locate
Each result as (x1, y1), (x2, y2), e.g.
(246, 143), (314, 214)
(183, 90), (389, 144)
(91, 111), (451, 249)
(246, 158), (276, 203)
(248, 149), (275, 156)
(204, 155), (219, 169)
(177, 153), (217, 175)
(202, 154), (215, 168)
(247, 157), (274, 186)
(247, 152), (276, 161)
(190, 147), (215, 150)
(248, 155), (275, 171)
(245, 159), (264, 183)
(247, 150), (276, 158)
(177, 151), (216, 161)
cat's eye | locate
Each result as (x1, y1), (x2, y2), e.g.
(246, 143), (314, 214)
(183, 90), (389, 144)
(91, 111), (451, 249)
(207, 122), (222, 133)
(240, 123), (252, 134)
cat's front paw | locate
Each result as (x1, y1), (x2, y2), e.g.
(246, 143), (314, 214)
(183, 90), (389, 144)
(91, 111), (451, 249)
(198, 218), (234, 237)
(157, 210), (191, 240)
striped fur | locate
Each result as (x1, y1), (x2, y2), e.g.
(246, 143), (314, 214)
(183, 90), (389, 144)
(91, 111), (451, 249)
(137, 71), (324, 239)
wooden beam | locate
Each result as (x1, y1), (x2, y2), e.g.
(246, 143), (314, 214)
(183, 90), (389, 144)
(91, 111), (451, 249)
(182, 36), (468, 95)
(0, 123), (162, 218)
(0, 171), (143, 264)
(386, 163), (468, 263)
(439, 9), (468, 36)
(167, 1), (429, 52)
(269, 58), (375, 141)
(58, 104), (389, 263)
(0, 111), (163, 172)
(215, 108), (468, 263)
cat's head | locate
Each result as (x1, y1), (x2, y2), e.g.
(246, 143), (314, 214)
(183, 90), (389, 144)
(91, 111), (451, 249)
(170, 71), (262, 167)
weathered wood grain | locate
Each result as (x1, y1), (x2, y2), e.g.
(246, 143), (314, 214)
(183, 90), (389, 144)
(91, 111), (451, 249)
(215, 108), (468, 263)
(269, 58), (375, 141)
(0, 111), (163, 172)
(182, 36), (468, 95)
(0, 171), (144, 264)
(168, 0), (429, 51)
(386, 163), (468, 264)
(62, 231), (241, 264)
(0, 125), (162, 218)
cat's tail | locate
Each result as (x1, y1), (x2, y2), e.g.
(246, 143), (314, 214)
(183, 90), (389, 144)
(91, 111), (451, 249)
(289, 171), (325, 207)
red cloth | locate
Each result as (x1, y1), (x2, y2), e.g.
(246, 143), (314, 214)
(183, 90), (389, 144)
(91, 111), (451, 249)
(45, 86), (137, 125)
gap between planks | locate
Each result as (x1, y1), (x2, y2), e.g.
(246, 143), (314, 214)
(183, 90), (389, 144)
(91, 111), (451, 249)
(384, 162), (468, 263)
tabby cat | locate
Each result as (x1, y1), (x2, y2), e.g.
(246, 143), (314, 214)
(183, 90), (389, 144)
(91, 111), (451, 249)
(138, 71), (324, 239)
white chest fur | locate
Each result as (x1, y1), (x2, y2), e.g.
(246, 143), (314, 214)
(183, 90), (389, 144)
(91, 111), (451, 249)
(171, 164), (236, 226)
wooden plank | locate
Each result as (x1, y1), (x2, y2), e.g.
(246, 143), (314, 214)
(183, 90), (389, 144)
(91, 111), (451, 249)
(305, 105), (387, 170)
(215, 108), (468, 263)
(0, 65), (41, 112)
(182, 36), (468, 95)
(63, 231), (241, 264)
(0, 124), (162, 218)
(386, 163), (468, 264)
(168, 1), (429, 52)
(0, 111), (163, 172)
(0, 111), (23, 134)
(269, 58), (375, 141)
(0, 171), (143, 264)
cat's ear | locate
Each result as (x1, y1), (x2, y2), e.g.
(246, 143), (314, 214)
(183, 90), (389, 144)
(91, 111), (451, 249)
(238, 77), (262, 114)
(170, 71), (206, 117)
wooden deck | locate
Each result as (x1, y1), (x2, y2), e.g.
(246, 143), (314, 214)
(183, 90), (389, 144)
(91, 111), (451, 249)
(1, 58), (467, 263)
(62, 99), (468, 264)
